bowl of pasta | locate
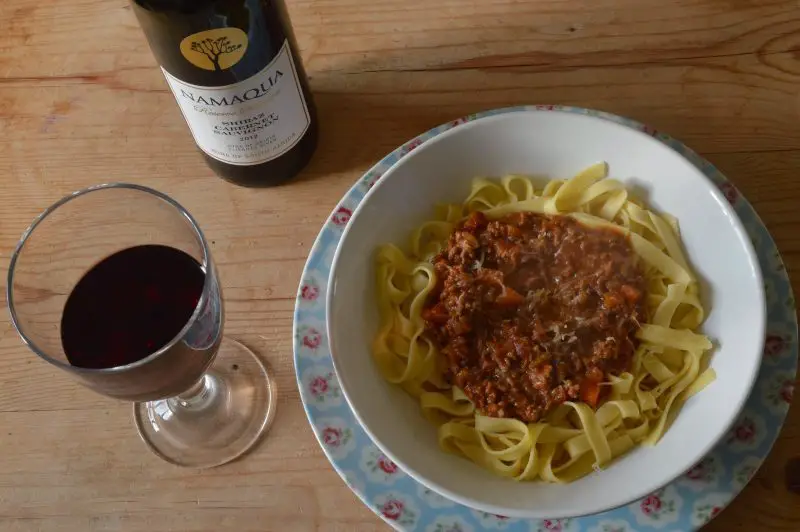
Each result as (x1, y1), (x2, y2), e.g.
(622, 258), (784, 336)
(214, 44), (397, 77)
(326, 108), (765, 519)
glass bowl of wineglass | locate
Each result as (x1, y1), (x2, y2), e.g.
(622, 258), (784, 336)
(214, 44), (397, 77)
(6, 183), (276, 468)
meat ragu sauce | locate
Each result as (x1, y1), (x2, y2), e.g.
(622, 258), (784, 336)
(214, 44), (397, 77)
(422, 211), (647, 423)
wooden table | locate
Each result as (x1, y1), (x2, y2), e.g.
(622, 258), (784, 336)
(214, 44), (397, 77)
(1, 0), (798, 530)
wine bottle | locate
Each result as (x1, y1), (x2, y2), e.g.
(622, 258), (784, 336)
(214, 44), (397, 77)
(131, 0), (318, 187)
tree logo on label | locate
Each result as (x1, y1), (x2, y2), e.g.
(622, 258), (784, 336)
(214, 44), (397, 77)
(180, 28), (249, 71)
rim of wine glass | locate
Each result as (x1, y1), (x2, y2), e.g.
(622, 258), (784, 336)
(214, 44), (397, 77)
(6, 182), (214, 375)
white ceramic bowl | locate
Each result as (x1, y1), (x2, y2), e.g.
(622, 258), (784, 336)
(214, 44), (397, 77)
(326, 108), (765, 519)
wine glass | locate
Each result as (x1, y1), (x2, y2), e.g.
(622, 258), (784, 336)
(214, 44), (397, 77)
(6, 183), (277, 468)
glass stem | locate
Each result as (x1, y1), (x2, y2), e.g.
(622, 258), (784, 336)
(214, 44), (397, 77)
(171, 372), (221, 411)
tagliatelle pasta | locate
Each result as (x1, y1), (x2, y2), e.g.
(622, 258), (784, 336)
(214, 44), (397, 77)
(372, 162), (715, 483)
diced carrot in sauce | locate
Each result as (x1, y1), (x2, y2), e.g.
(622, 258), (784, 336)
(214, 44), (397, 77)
(507, 226), (522, 239)
(421, 303), (448, 324)
(580, 379), (602, 408)
(621, 284), (642, 303)
(603, 293), (622, 308)
(496, 286), (524, 306)
(462, 212), (488, 232)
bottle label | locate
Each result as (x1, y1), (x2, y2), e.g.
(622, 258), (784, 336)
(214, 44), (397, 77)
(162, 39), (311, 166)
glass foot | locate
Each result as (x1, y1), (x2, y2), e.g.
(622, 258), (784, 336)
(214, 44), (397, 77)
(133, 337), (277, 468)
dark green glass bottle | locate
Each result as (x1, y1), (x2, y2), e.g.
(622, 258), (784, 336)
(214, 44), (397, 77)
(131, 0), (318, 186)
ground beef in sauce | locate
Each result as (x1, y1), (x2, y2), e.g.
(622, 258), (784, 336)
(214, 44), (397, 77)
(422, 211), (647, 423)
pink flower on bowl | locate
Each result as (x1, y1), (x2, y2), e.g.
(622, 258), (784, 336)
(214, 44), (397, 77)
(301, 284), (319, 301)
(641, 494), (662, 515)
(641, 124), (658, 136)
(381, 498), (404, 520)
(403, 138), (423, 154)
(764, 334), (786, 357)
(686, 462), (705, 480)
(685, 456), (715, 482)
(378, 455), (398, 474)
(322, 427), (343, 447)
(718, 182), (739, 205)
(309, 376), (328, 396)
(331, 207), (352, 226)
(302, 328), (322, 349)
(781, 380), (795, 403)
(730, 417), (756, 443)
(447, 117), (469, 128)
(542, 519), (564, 531)
(366, 172), (383, 189)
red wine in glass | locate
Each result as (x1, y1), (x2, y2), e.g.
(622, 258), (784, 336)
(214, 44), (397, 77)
(61, 245), (206, 370)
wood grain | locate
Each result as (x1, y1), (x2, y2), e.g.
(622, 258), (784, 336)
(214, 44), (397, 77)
(1, 0), (798, 530)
